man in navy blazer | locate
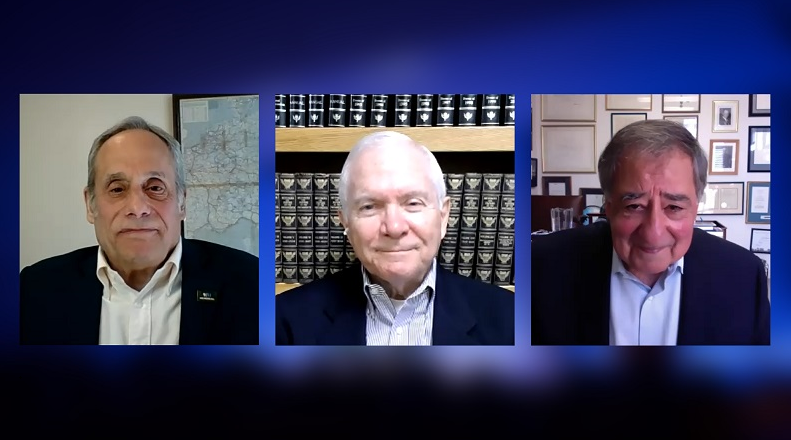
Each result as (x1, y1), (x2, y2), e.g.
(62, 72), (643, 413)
(276, 131), (514, 345)
(20, 116), (259, 345)
(531, 119), (769, 346)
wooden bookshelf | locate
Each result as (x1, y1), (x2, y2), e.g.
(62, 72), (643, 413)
(275, 283), (515, 295)
(276, 126), (515, 153)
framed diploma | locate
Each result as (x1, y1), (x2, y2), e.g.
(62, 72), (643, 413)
(746, 181), (771, 224)
(697, 182), (743, 215)
(750, 228), (771, 254)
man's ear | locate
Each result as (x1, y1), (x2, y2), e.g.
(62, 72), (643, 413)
(179, 190), (187, 221)
(338, 208), (348, 233)
(84, 187), (95, 224)
(440, 196), (450, 239)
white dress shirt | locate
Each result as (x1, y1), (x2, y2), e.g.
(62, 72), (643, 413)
(609, 249), (684, 346)
(363, 258), (437, 346)
(96, 239), (183, 345)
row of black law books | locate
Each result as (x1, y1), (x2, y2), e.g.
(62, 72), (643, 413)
(275, 171), (515, 287)
(275, 94), (515, 128)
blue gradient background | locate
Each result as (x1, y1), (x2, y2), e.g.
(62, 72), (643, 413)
(5, 0), (791, 434)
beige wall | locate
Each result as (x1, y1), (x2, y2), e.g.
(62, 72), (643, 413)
(19, 94), (172, 271)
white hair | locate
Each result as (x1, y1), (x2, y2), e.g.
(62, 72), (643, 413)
(338, 131), (446, 218)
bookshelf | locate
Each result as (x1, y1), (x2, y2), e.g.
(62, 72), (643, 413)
(275, 95), (516, 295)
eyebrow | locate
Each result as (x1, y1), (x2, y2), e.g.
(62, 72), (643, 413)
(352, 190), (431, 205)
(103, 171), (167, 186)
(620, 191), (691, 203)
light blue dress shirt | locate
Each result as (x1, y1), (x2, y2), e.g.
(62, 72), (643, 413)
(609, 250), (684, 346)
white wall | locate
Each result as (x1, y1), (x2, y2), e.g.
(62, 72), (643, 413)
(530, 94), (771, 275)
(19, 94), (172, 271)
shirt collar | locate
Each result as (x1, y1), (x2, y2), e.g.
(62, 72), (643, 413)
(361, 258), (437, 301)
(610, 247), (684, 278)
(96, 237), (183, 293)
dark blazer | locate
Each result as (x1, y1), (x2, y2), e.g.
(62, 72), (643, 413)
(531, 221), (770, 345)
(20, 239), (259, 345)
(276, 261), (515, 345)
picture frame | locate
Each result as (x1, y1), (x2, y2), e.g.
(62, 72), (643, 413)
(749, 228), (771, 254)
(171, 94), (260, 256)
(708, 140), (739, 175)
(542, 176), (572, 196)
(747, 126), (770, 172)
(611, 113), (647, 138)
(540, 125), (597, 173)
(746, 181), (770, 224)
(662, 94), (701, 113)
(531, 158), (538, 187)
(579, 187), (605, 208)
(748, 94), (771, 117)
(712, 100), (739, 133)
(540, 95), (596, 122)
(605, 94), (652, 111)
(663, 115), (698, 139)
(697, 182), (743, 215)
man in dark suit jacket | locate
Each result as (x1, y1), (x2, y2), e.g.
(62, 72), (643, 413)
(532, 119), (769, 346)
(20, 239), (258, 344)
(276, 131), (514, 345)
(19, 116), (259, 345)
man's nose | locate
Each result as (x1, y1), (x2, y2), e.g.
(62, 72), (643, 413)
(381, 204), (408, 237)
(125, 188), (152, 217)
(639, 204), (667, 242)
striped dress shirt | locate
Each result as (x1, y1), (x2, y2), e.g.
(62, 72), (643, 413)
(363, 259), (437, 346)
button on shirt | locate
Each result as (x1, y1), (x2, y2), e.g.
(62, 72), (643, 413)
(363, 259), (437, 346)
(96, 239), (183, 345)
(609, 250), (683, 346)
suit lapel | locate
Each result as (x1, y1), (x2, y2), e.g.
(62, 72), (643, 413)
(73, 251), (103, 344)
(676, 230), (706, 345)
(575, 223), (613, 345)
(318, 264), (367, 345)
(432, 268), (477, 345)
(179, 240), (220, 344)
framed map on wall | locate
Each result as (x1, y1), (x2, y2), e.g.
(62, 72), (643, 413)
(172, 94), (260, 257)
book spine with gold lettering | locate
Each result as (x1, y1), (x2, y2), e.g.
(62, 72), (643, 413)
(275, 172), (283, 282)
(436, 94), (456, 126)
(307, 94), (325, 127)
(275, 94), (288, 128)
(295, 172), (315, 283)
(415, 94), (434, 127)
(503, 94), (515, 126)
(279, 173), (298, 283)
(369, 94), (388, 127)
(313, 173), (330, 280)
(327, 94), (347, 127)
(481, 94), (501, 126)
(348, 95), (367, 127)
(289, 94), (306, 127)
(328, 173), (346, 274)
(476, 173), (502, 283)
(439, 173), (464, 273)
(456, 172), (482, 278)
(493, 173), (515, 286)
(458, 94), (479, 126)
(393, 94), (414, 127)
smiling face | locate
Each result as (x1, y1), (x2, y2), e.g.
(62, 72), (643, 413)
(605, 148), (698, 286)
(339, 144), (449, 291)
(84, 129), (185, 273)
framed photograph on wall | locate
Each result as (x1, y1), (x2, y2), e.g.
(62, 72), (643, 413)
(750, 228), (771, 254)
(748, 126), (770, 172)
(580, 187), (605, 208)
(708, 140), (739, 175)
(611, 113), (647, 138)
(605, 94), (652, 111)
(712, 100), (739, 133)
(663, 115), (698, 139)
(749, 94), (770, 116)
(172, 94), (260, 257)
(662, 94), (701, 113)
(540, 125), (597, 173)
(531, 158), (538, 187)
(542, 176), (572, 196)
(698, 182), (743, 215)
(540, 95), (596, 122)
(746, 181), (770, 224)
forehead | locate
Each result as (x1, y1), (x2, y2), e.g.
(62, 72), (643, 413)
(348, 145), (433, 195)
(96, 129), (175, 176)
(613, 149), (695, 189)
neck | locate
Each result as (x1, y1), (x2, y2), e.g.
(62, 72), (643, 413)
(369, 269), (430, 300)
(117, 267), (158, 291)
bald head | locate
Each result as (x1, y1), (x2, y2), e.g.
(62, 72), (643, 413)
(338, 131), (446, 218)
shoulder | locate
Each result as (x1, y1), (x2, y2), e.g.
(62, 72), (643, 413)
(532, 222), (612, 261)
(437, 267), (514, 309)
(277, 266), (361, 309)
(689, 229), (762, 268)
(20, 246), (97, 277)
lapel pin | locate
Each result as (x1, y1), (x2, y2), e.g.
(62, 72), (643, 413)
(197, 290), (218, 302)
